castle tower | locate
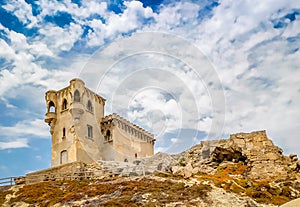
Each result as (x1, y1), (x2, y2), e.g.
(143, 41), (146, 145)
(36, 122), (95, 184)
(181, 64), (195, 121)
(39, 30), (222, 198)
(45, 78), (106, 166)
(45, 78), (155, 167)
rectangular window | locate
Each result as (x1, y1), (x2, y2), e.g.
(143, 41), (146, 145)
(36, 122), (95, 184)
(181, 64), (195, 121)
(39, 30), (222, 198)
(62, 127), (66, 138)
(87, 125), (93, 138)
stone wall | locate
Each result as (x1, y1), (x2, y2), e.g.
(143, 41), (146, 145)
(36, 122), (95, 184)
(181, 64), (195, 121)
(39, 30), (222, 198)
(25, 161), (85, 185)
(180, 130), (297, 180)
(45, 79), (155, 167)
(228, 130), (290, 180)
(45, 78), (106, 166)
(101, 113), (155, 162)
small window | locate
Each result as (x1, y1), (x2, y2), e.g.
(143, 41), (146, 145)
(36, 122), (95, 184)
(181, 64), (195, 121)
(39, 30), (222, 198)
(74, 90), (80, 102)
(87, 100), (93, 112)
(60, 150), (68, 164)
(105, 130), (111, 141)
(62, 127), (66, 138)
(87, 125), (93, 138)
(62, 99), (67, 110)
(48, 101), (55, 112)
(135, 153), (137, 159)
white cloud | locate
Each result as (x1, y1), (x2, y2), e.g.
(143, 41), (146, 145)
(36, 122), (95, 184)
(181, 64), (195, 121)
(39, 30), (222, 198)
(0, 24), (74, 99)
(136, 0), (300, 154)
(38, 23), (83, 52)
(0, 119), (49, 139)
(170, 138), (179, 144)
(0, 139), (29, 150)
(88, 49), (218, 139)
(86, 1), (154, 47)
(106, 1), (152, 36)
(38, 0), (107, 20)
(127, 89), (182, 137)
(0, 0), (299, 156)
(151, 2), (200, 30)
(188, 0), (300, 153)
(2, 0), (37, 27)
(35, 155), (42, 160)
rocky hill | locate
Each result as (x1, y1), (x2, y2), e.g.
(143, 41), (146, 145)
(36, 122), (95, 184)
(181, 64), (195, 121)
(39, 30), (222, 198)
(1, 130), (300, 207)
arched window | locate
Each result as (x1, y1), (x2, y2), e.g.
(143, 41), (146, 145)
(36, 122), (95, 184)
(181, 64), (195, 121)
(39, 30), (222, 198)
(60, 150), (68, 164)
(105, 130), (111, 141)
(74, 90), (80, 102)
(87, 100), (93, 112)
(48, 101), (55, 112)
(62, 127), (66, 137)
(62, 99), (67, 110)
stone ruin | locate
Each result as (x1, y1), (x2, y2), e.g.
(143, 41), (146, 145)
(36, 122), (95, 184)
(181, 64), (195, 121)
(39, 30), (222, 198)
(177, 130), (300, 180)
(20, 130), (300, 185)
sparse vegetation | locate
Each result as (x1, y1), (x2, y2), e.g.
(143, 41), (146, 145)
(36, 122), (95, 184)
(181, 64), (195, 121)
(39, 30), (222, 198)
(5, 177), (212, 206)
(195, 162), (294, 205)
(0, 187), (12, 205)
(2, 131), (300, 206)
(179, 161), (186, 167)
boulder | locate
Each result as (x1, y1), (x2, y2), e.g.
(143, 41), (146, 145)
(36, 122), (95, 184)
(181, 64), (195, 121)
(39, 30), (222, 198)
(14, 176), (26, 185)
(171, 163), (193, 178)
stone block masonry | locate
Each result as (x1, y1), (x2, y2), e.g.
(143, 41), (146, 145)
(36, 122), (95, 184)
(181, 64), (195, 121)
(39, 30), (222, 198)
(45, 78), (155, 167)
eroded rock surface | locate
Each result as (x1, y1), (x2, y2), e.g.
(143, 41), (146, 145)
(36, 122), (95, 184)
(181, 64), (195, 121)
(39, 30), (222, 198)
(179, 130), (295, 180)
(2, 130), (300, 207)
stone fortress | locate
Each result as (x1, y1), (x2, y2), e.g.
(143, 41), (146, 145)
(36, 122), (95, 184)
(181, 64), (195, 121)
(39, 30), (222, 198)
(45, 78), (155, 167)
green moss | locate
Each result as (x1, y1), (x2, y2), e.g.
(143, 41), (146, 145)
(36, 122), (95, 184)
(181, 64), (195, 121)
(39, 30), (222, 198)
(179, 161), (186, 167)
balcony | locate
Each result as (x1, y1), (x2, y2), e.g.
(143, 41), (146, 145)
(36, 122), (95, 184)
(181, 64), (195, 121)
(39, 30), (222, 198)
(45, 112), (56, 124)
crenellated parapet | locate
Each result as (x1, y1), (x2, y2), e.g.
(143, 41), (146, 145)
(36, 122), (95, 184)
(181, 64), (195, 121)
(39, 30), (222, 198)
(101, 113), (155, 144)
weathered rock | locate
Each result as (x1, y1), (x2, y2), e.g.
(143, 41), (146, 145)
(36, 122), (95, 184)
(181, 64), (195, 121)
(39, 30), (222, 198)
(180, 130), (293, 180)
(171, 163), (193, 178)
(289, 154), (298, 162)
(14, 177), (25, 185)
(6, 130), (300, 207)
(184, 163), (193, 178)
(281, 198), (300, 207)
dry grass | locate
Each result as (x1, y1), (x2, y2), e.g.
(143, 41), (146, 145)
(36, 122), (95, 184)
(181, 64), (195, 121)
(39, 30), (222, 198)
(3, 162), (296, 206)
(6, 177), (212, 206)
(196, 162), (293, 205)
(0, 187), (12, 205)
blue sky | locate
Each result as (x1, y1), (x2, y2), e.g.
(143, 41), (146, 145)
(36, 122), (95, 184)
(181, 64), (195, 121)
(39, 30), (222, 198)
(0, 0), (300, 178)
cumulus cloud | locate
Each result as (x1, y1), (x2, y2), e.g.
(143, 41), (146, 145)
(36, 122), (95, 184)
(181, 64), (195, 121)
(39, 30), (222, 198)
(189, 0), (300, 154)
(86, 1), (154, 47)
(151, 1), (200, 30)
(2, 0), (38, 27)
(0, 0), (299, 156)
(38, 23), (83, 52)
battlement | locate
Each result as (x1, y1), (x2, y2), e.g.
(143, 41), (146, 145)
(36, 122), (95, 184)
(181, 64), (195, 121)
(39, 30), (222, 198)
(101, 113), (155, 144)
